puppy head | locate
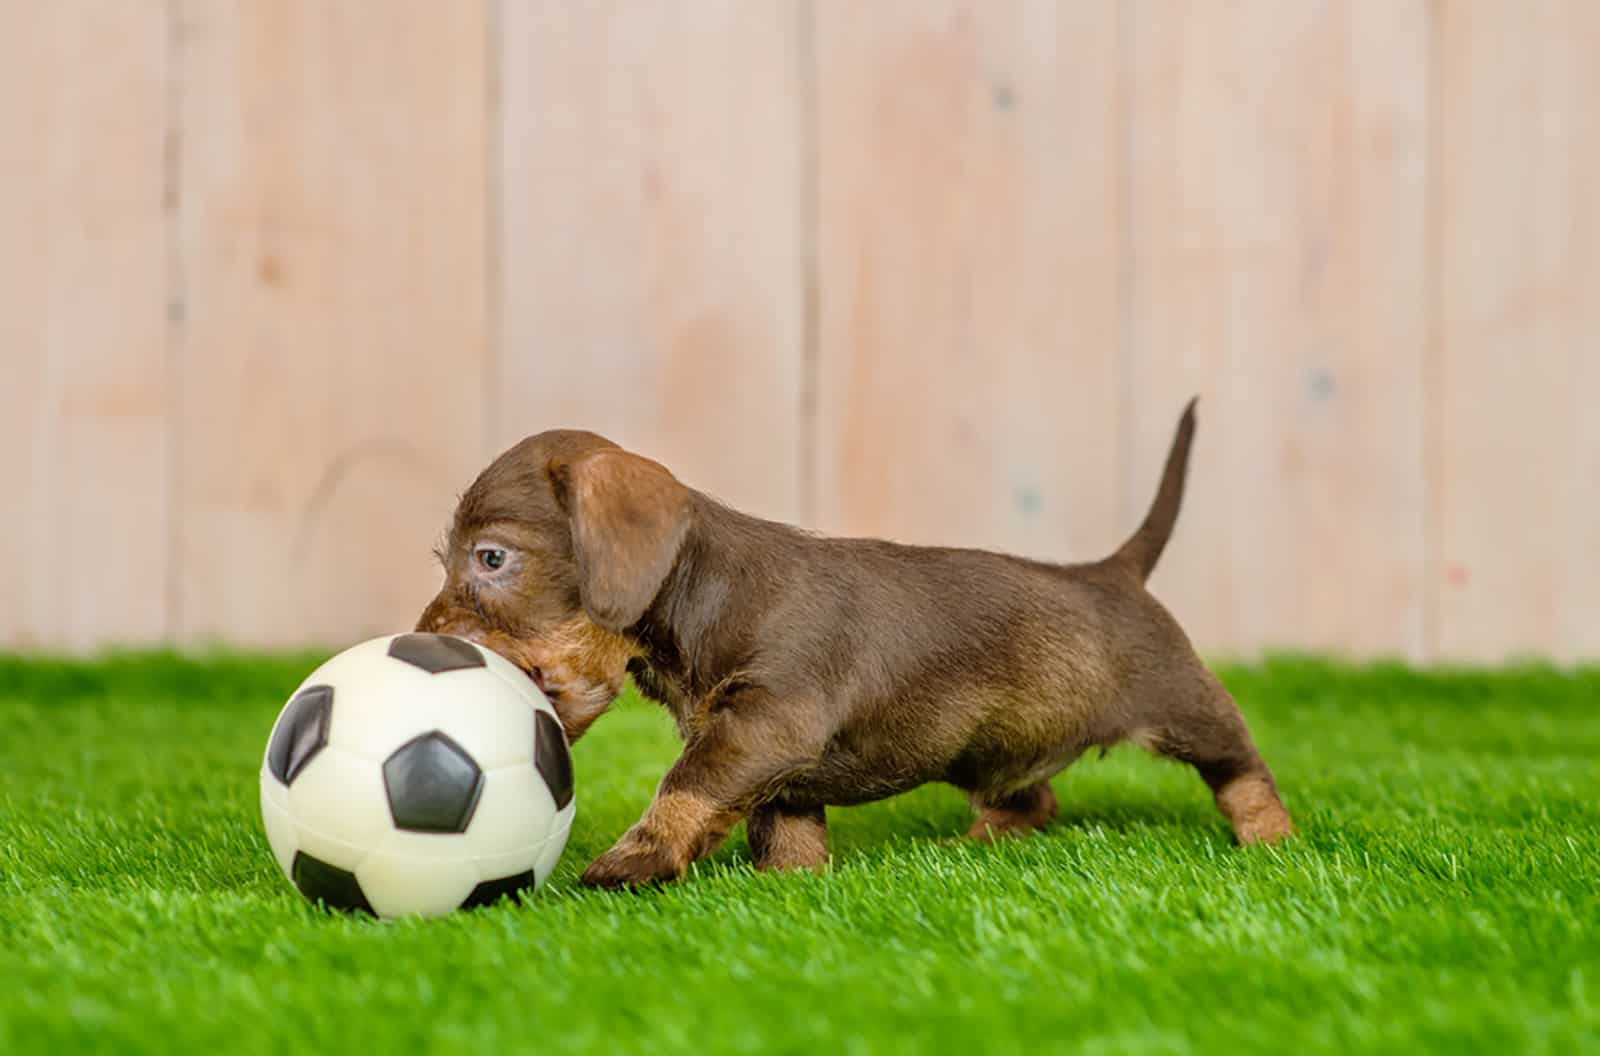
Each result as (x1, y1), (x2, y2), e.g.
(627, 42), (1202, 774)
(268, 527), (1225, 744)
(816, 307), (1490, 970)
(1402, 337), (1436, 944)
(416, 430), (692, 742)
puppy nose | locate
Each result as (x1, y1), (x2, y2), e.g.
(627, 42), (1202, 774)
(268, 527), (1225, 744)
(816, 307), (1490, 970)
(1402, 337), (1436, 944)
(414, 598), (446, 634)
(414, 600), (483, 643)
(441, 623), (486, 645)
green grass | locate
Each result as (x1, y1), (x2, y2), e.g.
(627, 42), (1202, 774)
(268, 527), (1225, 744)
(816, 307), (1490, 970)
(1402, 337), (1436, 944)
(1, 653), (1596, 1055)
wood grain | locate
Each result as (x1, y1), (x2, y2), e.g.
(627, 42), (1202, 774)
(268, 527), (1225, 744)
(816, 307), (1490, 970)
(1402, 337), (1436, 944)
(174, 0), (489, 645)
(1430, 0), (1600, 661)
(812, 0), (1123, 563)
(0, 2), (170, 648)
(5, 3), (1599, 661)
(496, 1), (806, 523)
(1126, 0), (1429, 658)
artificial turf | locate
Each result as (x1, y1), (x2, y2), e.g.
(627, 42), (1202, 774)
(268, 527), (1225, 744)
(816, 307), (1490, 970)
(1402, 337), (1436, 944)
(0, 653), (1595, 1055)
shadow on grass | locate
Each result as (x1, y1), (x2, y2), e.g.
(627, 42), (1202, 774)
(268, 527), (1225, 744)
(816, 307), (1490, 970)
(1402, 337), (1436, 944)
(667, 785), (1227, 881)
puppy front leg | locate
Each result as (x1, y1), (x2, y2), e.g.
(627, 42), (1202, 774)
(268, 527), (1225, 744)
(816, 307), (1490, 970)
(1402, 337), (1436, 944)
(581, 703), (812, 889)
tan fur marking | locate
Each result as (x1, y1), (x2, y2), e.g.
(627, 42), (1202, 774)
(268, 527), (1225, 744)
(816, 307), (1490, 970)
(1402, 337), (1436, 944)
(1215, 774), (1293, 845)
(748, 808), (828, 872)
(636, 791), (739, 862)
(580, 791), (736, 887)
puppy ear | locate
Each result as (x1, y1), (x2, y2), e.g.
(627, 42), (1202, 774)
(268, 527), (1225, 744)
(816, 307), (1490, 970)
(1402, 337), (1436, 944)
(549, 449), (691, 632)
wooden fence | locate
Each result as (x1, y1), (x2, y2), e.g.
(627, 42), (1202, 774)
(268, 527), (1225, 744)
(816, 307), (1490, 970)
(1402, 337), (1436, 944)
(4, 1), (1597, 661)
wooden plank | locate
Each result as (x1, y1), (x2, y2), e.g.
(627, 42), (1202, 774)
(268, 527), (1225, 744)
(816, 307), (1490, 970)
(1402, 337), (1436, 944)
(175, 0), (489, 646)
(0, 2), (170, 649)
(496, 1), (805, 523)
(1431, 0), (1600, 662)
(812, 1), (1122, 563)
(1126, 0), (1429, 658)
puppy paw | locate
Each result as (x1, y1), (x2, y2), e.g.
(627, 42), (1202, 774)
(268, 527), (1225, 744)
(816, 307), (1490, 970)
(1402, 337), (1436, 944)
(965, 782), (1058, 842)
(964, 816), (1042, 843)
(1235, 812), (1294, 846)
(580, 837), (683, 889)
(1216, 774), (1294, 846)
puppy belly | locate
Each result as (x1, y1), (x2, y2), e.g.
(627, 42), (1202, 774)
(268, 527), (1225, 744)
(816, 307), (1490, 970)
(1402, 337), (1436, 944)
(945, 740), (1089, 799)
(783, 750), (948, 808)
(786, 733), (1090, 807)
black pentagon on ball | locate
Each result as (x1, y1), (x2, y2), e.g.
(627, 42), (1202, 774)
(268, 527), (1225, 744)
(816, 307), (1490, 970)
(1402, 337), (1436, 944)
(382, 730), (485, 833)
(267, 685), (333, 785)
(460, 870), (536, 910)
(387, 632), (486, 674)
(534, 711), (574, 810)
(291, 851), (374, 915)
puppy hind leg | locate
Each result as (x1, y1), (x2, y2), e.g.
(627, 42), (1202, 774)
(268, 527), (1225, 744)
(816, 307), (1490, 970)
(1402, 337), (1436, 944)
(1143, 682), (1292, 845)
(966, 780), (1059, 842)
(747, 803), (828, 872)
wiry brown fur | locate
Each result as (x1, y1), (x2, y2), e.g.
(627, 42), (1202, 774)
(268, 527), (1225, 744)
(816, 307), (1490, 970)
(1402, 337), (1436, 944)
(417, 401), (1292, 888)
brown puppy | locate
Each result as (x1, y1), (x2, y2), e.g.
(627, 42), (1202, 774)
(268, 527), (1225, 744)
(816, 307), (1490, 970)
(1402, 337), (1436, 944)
(416, 401), (1292, 888)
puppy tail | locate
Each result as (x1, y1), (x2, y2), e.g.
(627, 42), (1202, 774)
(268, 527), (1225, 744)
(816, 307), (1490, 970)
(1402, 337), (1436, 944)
(1110, 397), (1198, 582)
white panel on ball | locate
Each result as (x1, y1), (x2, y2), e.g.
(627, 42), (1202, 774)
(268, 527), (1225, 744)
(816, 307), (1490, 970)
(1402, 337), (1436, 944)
(471, 766), (558, 848)
(356, 853), (482, 919)
(532, 808), (576, 884)
(287, 747), (394, 855)
(399, 672), (538, 773)
(472, 847), (542, 888)
(331, 664), (537, 773)
(259, 782), (298, 877)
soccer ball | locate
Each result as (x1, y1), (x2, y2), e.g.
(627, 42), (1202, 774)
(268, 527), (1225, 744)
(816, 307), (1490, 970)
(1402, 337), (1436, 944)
(259, 633), (575, 918)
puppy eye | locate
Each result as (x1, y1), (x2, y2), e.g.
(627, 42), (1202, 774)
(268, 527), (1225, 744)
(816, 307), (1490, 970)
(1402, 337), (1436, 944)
(475, 547), (508, 571)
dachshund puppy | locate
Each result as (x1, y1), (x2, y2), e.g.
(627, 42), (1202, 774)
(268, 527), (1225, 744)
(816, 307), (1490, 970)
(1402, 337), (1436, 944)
(416, 400), (1292, 888)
